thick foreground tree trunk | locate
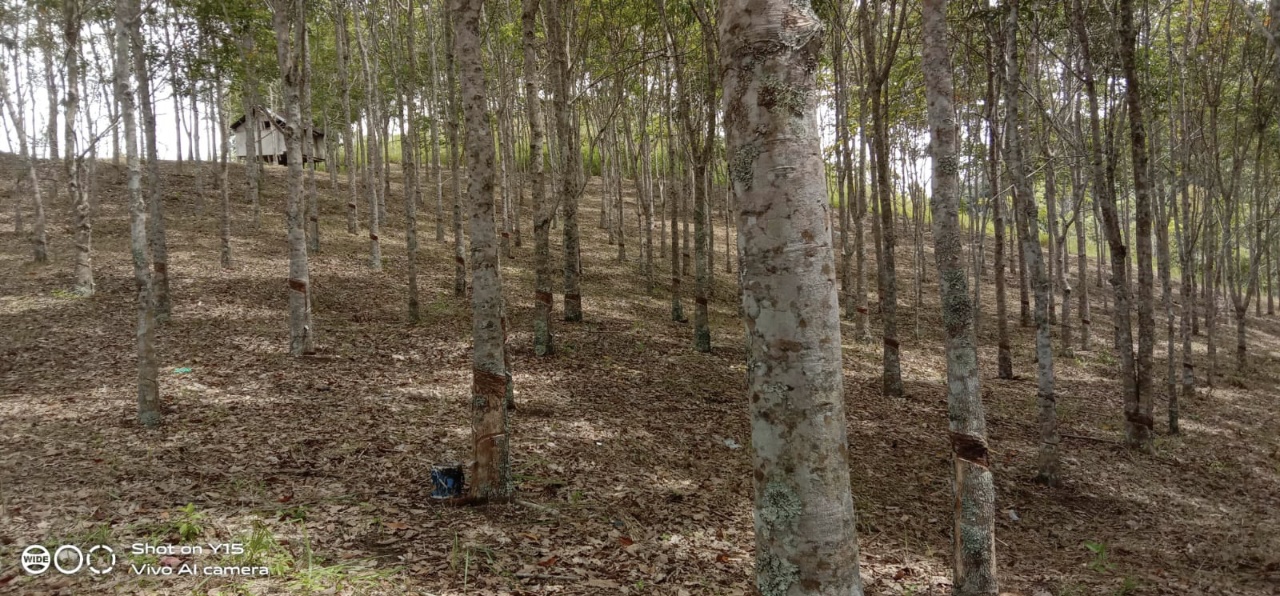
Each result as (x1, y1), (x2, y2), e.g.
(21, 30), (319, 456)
(454, 0), (512, 503)
(722, 2), (864, 594)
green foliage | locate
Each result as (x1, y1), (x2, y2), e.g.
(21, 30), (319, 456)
(1084, 540), (1115, 573)
(175, 503), (206, 542)
(230, 520), (295, 575)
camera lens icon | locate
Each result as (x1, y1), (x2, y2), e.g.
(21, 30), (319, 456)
(20, 544), (114, 575)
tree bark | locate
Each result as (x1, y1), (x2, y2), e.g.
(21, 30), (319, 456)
(446, 14), (466, 296)
(301, 14), (319, 255)
(1, 41), (48, 264)
(721, 2), (863, 593)
(1074, 0), (1141, 446)
(270, 0), (316, 356)
(65, 0), (93, 295)
(128, 0), (170, 320)
(1004, 0), (1058, 484)
(861, 0), (905, 397)
(923, 0), (999, 590)
(237, 28), (262, 228)
(354, 9), (382, 270)
(547, 0), (582, 322)
(523, 0), (553, 356)
(1118, 0), (1154, 450)
(335, 6), (357, 235)
(453, 0), (512, 503)
(402, 1), (422, 324)
(116, 0), (160, 427)
(985, 36), (1012, 380)
(217, 69), (232, 268)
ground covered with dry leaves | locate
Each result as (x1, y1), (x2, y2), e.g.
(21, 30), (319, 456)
(1, 155), (1277, 595)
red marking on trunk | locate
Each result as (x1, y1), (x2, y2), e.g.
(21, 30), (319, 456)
(288, 278), (307, 292)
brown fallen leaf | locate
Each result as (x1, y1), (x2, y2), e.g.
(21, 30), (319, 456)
(382, 520), (409, 531)
(617, 536), (634, 547)
(537, 555), (558, 567)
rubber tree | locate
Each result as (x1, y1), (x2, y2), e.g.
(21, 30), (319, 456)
(722, 1), (863, 593)
(923, 0), (999, 590)
(269, 0), (316, 356)
(116, 0), (160, 426)
(453, 0), (513, 503)
(523, 0), (554, 356)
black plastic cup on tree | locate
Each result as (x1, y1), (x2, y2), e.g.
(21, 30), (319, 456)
(431, 464), (464, 499)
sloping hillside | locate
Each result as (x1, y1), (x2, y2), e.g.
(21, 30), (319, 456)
(1, 155), (1277, 595)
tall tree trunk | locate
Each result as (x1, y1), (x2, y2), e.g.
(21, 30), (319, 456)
(271, 0), (316, 356)
(721, 2), (864, 592)
(354, 10), (382, 270)
(1004, 0), (1058, 484)
(523, 0), (553, 356)
(129, 0), (170, 320)
(65, 0), (93, 295)
(1, 43), (47, 264)
(40, 14), (59, 184)
(1044, 146), (1059, 326)
(301, 15), (319, 255)
(335, 7), (357, 234)
(238, 29), (262, 228)
(117, 0), (159, 427)
(1152, 125), (1176, 432)
(548, 0), (582, 322)
(854, 102), (870, 340)
(429, 6), (444, 243)
(923, 0), (999, 590)
(1074, 0), (1140, 445)
(662, 0), (713, 351)
(862, 2), (904, 397)
(986, 39), (1012, 379)
(1073, 126), (1091, 352)
(1118, 0), (1154, 450)
(402, 2), (422, 323)
(453, 0), (512, 503)
(446, 14), (466, 295)
(164, 8), (181, 174)
(216, 69), (232, 268)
